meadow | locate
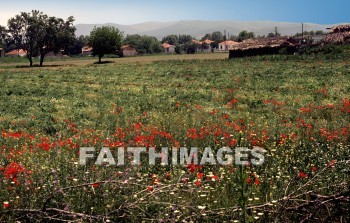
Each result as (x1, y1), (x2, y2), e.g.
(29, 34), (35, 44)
(0, 51), (349, 222)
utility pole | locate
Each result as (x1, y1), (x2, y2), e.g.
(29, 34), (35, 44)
(302, 23), (304, 43)
(224, 29), (227, 51)
(275, 27), (278, 36)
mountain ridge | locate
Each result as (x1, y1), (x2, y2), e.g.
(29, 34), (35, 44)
(75, 20), (336, 39)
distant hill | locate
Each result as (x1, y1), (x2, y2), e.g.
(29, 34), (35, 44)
(75, 20), (335, 39)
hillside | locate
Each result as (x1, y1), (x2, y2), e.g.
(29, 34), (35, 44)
(75, 20), (333, 39)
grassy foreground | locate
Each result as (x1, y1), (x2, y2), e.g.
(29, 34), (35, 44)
(0, 52), (349, 222)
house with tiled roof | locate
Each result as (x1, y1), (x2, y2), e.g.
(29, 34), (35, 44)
(161, 43), (175, 54)
(82, 46), (93, 56)
(119, 45), (137, 57)
(218, 40), (239, 51)
(5, 49), (27, 57)
(192, 39), (215, 52)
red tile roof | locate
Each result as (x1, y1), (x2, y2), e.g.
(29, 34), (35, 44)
(82, 46), (93, 52)
(120, 45), (136, 50)
(5, 49), (27, 56)
(161, 43), (174, 49)
(219, 40), (239, 45)
(202, 39), (214, 45)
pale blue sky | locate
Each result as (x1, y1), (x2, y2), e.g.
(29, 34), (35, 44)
(1, 0), (349, 26)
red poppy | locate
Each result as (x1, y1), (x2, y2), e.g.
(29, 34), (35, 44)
(254, 178), (260, 185)
(3, 202), (9, 209)
(197, 172), (204, 179)
(299, 171), (307, 178)
(147, 186), (153, 192)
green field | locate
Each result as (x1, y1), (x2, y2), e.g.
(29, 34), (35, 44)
(0, 52), (349, 222)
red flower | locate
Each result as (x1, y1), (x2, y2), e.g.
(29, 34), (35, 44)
(212, 175), (219, 181)
(254, 178), (260, 185)
(246, 178), (252, 184)
(229, 139), (237, 146)
(92, 183), (99, 188)
(147, 186), (153, 192)
(312, 167), (317, 172)
(195, 180), (201, 187)
(299, 171), (307, 178)
(327, 160), (335, 169)
(3, 202), (10, 209)
(197, 172), (204, 179)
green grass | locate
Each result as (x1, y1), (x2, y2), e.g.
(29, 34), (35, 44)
(0, 52), (349, 222)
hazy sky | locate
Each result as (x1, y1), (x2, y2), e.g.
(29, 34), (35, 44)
(1, 0), (349, 26)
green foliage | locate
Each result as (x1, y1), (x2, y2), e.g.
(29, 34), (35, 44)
(161, 34), (179, 45)
(6, 10), (75, 66)
(0, 52), (349, 222)
(88, 26), (123, 63)
(67, 35), (89, 55)
(123, 34), (161, 54)
(238, 30), (255, 42)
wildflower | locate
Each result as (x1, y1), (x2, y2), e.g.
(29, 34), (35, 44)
(254, 178), (260, 185)
(147, 186), (153, 192)
(195, 180), (201, 187)
(298, 171), (307, 178)
(246, 178), (252, 184)
(312, 167), (317, 172)
(3, 202), (9, 209)
(92, 183), (99, 188)
(212, 175), (219, 181)
(197, 172), (204, 179)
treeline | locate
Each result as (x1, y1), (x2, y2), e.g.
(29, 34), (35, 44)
(0, 9), (328, 66)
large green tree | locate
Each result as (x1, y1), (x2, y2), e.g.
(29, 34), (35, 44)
(161, 34), (178, 45)
(88, 26), (123, 63)
(7, 10), (75, 66)
(123, 34), (161, 54)
(0, 25), (6, 47)
(7, 10), (43, 66)
(238, 30), (255, 42)
(37, 16), (75, 66)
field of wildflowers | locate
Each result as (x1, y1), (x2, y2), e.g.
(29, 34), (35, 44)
(0, 52), (349, 222)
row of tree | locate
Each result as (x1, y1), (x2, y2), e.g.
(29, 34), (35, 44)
(0, 10), (327, 66)
(1, 10), (75, 66)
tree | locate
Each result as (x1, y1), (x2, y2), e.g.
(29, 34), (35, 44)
(238, 31), (255, 42)
(7, 10), (44, 66)
(210, 31), (224, 48)
(178, 35), (193, 44)
(7, 10), (75, 66)
(267, 32), (281, 37)
(88, 26), (123, 63)
(161, 34), (178, 45)
(0, 25), (6, 47)
(37, 16), (75, 66)
(67, 35), (89, 55)
(124, 34), (142, 48)
(123, 34), (161, 54)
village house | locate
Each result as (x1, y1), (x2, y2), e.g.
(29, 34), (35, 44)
(201, 39), (214, 52)
(192, 39), (215, 52)
(81, 46), (93, 56)
(0, 48), (4, 58)
(218, 40), (239, 51)
(161, 43), (175, 54)
(118, 45), (137, 57)
(5, 49), (27, 57)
